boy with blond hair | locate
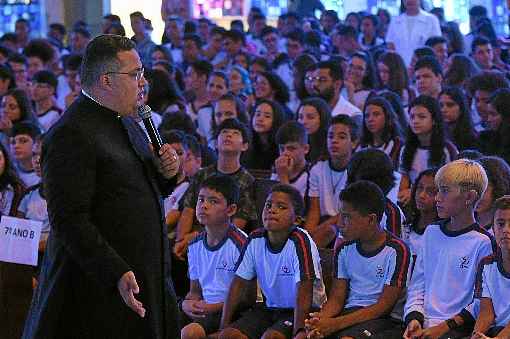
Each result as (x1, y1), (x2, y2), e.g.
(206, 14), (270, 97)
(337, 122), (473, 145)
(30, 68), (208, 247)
(404, 159), (494, 339)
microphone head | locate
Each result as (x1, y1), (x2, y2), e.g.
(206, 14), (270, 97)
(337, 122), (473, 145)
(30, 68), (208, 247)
(137, 105), (152, 119)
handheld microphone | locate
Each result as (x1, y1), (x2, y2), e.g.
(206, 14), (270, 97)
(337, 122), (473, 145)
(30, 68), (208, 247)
(137, 105), (163, 154)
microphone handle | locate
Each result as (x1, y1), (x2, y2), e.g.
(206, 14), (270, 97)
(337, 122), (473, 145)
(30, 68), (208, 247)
(143, 118), (163, 154)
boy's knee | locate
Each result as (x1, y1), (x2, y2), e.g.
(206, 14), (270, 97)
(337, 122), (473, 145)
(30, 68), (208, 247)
(218, 327), (247, 339)
(261, 329), (286, 339)
(181, 323), (206, 339)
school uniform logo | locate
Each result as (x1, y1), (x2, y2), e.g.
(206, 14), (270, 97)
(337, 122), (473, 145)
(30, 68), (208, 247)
(279, 265), (293, 276)
(216, 259), (235, 272)
(460, 256), (470, 270)
(376, 265), (384, 278)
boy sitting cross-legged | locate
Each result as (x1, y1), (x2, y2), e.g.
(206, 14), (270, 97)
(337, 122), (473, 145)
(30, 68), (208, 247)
(180, 174), (251, 339)
(219, 184), (326, 339)
(305, 180), (411, 338)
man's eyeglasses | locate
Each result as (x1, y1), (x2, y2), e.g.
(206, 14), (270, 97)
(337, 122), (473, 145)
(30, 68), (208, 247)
(305, 76), (330, 83)
(105, 67), (144, 81)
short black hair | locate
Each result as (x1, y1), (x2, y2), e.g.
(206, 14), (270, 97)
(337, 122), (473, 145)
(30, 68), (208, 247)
(316, 60), (344, 81)
(23, 39), (55, 64)
(414, 55), (443, 76)
(339, 180), (385, 222)
(224, 29), (245, 44)
(10, 121), (41, 139)
(269, 183), (305, 217)
(183, 33), (203, 48)
(469, 5), (487, 17)
(191, 60), (213, 79)
(413, 46), (435, 60)
(346, 149), (395, 195)
(275, 121), (308, 145)
(216, 118), (250, 144)
(335, 24), (357, 39)
(286, 29), (304, 45)
(200, 174), (240, 206)
(160, 129), (186, 145)
(425, 36), (447, 48)
(32, 70), (58, 91)
(471, 36), (491, 53)
(210, 26), (226, 37)
(330, 114), (360, 142)
(49, 23), (66, 35)
(73, 27), (91, 39)
(0, 33), (17, 44)
(64, 53), (83, 72)
(261, 26), (279, 38)
(8, 52), (27, 65)
(468, 71), (510, 95)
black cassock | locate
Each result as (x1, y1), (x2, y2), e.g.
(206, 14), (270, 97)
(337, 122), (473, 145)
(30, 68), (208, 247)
(22, 94), (179, 339)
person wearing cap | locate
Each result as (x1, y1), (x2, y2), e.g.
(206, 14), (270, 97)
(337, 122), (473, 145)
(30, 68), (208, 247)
(22, 34), (181, 339)
(29, 70), (62, 132)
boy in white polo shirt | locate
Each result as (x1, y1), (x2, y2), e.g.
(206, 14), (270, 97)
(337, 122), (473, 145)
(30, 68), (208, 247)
(404, 159), (494, 339)
(305, 180), (410, 338)
(472, 195), (510, 338)
(219, 184), (326, 339)
(305, 114), (359, 247)
(181, 174), (249, 339)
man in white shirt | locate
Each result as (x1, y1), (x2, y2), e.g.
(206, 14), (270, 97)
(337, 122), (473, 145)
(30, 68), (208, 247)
(312, 60), (361, 124)
(386, 0), (441, 66)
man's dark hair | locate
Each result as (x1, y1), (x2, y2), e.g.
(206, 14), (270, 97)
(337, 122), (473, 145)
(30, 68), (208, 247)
(323, 10), (339, 23)
(130, 11), (144, 19)
(339, 180), (385, 222)
(316, 60), (344, 81)
(0, 46), (12, 59)
(330, 114), (360, 142)
(10, 121), (41, 140)
(215, 118), (250, 144)
(414, 55), (443, 76)
(80, 34), (135, 90)
(183, 33), (203, 48)
(425, 36), (447, 48)
(49, 23), (66, 36)
(252, 13), (266, 22)
(23, 39), (55, 64)
(32, 70), (58, 91)
(160, 129), (186, 146)
(270, 183), (305, 217)
(15, 18), (29, 26)
(104, 14), (121, 23)
(210, 26), (226, 37)
(414, 46), (435, 60)
(0, 33), (17, 45)
(275, 121), (308, 145)
(471, 36), (491, 53)
(361, 14), (379, 28)
(191, 60), (213, 79)
(200, 174), (240, 206)
(346, 149), (396, 195)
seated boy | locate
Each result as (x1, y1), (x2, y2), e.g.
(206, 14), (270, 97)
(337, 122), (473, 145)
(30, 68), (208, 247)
(472, 195), (510, 339)
(160, 130), (202, 236)
(10, 122), (41, 187)
(17, 135), (48, 252)
(174, 118), (257, 259)
(271, 121), (311, 198)
(305, 115), (359, 247)
(305, 180), (410, 338)
(181, 174), (250, 339)
(404, 159), (494, 339)
(219, 184), (326, 339)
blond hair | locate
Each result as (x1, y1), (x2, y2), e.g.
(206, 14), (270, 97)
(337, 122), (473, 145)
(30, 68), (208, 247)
(435, 159), (488, 204)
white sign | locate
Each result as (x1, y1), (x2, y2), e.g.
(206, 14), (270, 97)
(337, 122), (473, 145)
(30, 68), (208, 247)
(0, 216), (42, 266)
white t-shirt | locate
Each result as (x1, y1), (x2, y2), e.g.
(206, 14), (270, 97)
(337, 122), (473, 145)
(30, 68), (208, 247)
(235, 227), (326, 308)
(18, 185), (50, 234)
(163, 180), (189, 215)
(404, 221), (494, 328)
(399, 145), (456, 184)
(188, 225), (248, 304)
(331, 95), (362, 119)
(16, 164), (40, 188)
(308, 160), (347, 217)
(475, 253), (510, 327)
(270, 166), (310, 199)
(335, 232), (410, 316)
(37, 107), (62, 132)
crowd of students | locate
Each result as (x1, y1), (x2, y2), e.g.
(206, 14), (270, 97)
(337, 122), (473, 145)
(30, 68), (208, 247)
(2, 1), (510, 338)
